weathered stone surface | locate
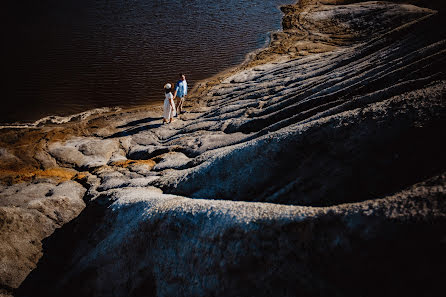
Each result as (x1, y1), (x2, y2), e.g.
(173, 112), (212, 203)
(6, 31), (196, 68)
(0, 180), (86, 292)
(0, 1), (445, 296)
(17, 175), (446, 297)
(48, 137), (120, 170)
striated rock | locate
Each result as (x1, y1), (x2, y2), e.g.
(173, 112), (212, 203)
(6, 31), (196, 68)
(157, 81), (445, 205)
(151, 6), (446, 206)
(17, 175), (446, 297)
(250, 0), (435, 65)
(0, 1), (445, 296)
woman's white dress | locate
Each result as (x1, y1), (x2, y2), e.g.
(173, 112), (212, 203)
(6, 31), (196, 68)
(163, 92), (176, 120)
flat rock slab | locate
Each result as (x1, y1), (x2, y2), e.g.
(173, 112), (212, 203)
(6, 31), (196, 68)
(49, 137), (120, 170)
(0, 180), (86, 290)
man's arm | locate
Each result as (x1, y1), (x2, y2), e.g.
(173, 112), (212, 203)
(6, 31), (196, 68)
(173, 83), (179, 99)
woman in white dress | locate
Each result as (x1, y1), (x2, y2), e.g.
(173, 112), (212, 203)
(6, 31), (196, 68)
(163, 83), (176, 124)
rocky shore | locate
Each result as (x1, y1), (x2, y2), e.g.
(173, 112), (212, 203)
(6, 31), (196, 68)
(1, 1), (445, 296)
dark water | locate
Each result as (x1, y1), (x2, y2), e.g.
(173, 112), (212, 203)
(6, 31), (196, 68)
(3, 0), (292, 124)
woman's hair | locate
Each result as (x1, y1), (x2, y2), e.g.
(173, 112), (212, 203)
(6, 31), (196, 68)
(165, 87), (171, 94)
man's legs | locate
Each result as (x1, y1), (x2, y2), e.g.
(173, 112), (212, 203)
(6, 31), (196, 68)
(177, 96), (186, 114)
(174, 97), (180, 116)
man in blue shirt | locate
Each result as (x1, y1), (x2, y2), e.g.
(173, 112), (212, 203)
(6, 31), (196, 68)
(174, 73), (187, 114)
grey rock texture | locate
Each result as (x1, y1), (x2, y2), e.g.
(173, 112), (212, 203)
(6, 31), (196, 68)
(0, 1), (445, 296)
(48, 137), (121, 170)
(17, 176), (446, 297)
(0, 180), (85, 294)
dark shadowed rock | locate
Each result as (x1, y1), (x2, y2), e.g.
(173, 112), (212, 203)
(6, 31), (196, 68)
(17, 175), (446, 297)
(0, 180), (85, 294)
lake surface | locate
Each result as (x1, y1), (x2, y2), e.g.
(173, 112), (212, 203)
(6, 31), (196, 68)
(3, 0), (293, 124)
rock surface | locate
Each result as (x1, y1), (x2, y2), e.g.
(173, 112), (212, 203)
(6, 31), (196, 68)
(17, 175), (446, 297)
(0, 1), (445, 296)
(0, 180), (85, 295)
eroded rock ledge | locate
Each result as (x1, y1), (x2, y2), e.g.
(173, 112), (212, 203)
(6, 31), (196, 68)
(1, 1), (445, 297)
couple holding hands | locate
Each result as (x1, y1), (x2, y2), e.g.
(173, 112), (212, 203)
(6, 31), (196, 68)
(163, 73), (188, 124)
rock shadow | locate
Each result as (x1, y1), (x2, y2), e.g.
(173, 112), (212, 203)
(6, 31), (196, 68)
(16, 193), (157, 297)
(107, 123), (163, 138)
(117, 117), (161, 129)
